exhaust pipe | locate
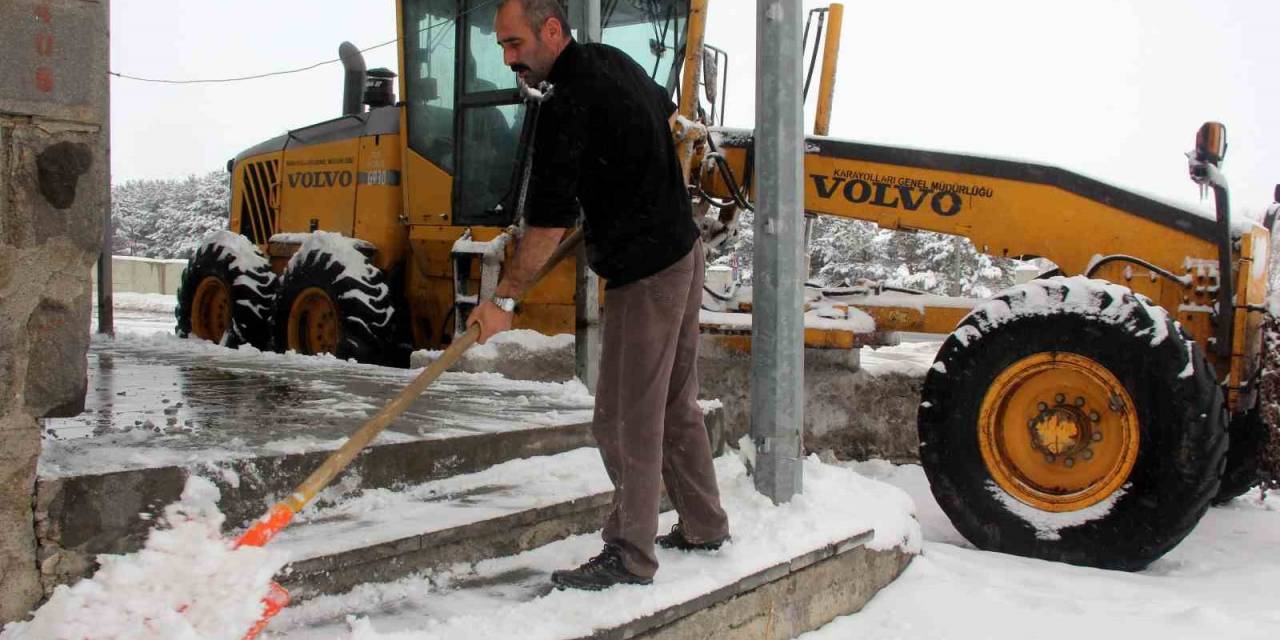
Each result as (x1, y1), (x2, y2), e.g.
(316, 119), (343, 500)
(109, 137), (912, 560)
(339, 41), (366, 116)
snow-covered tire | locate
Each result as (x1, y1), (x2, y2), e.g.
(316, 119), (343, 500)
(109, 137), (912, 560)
(271, 232), (395, 364)
(175, 230), (276, 349)
(918, 276), (1227, 571)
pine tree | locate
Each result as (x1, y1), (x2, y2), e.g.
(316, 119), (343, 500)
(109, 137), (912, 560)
(110, 170), (230, 259)
(708, 210), (1017, 297)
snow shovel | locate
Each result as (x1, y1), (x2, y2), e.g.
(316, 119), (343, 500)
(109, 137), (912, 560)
(233, 227), (584, 639)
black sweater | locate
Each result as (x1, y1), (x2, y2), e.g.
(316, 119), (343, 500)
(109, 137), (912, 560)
(524, 40), (698, 289)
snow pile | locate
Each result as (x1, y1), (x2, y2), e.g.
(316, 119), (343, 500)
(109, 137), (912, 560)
(858, 337), (945, 377)
(463, 329), (575, 361)
(273, 450), (920, 639)
(807, 461), (1280, 640)
(410, 331), (578, 382)
(1, 477), (287, 640)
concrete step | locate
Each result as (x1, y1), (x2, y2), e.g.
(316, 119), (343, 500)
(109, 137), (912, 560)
(36, 328), (610, 594)
(266, 450), (921, 639)
(272, 448), (615, 599)
(35, 422), (595, 590)
(38, 407), (727, 597)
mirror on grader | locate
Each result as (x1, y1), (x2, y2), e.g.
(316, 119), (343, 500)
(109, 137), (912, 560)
(1195, 121), (1228, 166)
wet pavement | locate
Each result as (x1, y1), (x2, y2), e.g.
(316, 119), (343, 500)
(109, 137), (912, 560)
(40, 332), (595, 478)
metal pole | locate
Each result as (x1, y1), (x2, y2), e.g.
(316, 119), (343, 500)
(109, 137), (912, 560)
(574, 0), (602, 390)
(97, 222), (113, 335)
(751, 0), (805, 503)
(580, 0), (602, 42)
(98, 39), (114, 337)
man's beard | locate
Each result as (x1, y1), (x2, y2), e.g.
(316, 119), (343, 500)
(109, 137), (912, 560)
(512, 63), (546, 87)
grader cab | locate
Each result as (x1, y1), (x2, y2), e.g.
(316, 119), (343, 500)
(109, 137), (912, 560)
(175, 0), (1276, 571)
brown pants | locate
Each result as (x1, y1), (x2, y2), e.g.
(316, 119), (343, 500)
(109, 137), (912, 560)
(593, 241), (730, 578)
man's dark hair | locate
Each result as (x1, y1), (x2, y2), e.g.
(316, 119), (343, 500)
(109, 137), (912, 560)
(500, 0), (573, 35)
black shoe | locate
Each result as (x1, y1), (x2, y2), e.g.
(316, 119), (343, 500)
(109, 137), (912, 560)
(655, 522), (731, 551)
(550, 545), (653, 591)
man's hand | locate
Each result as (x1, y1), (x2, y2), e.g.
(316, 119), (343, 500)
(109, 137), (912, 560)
(466, 226), (567, 345)
(467, 300), (513, 345)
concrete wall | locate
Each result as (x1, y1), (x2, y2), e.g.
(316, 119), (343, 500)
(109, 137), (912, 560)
(412, 336), (925, 464)
(697, 338), (924, 463)
(0, 0), (108, 623)
(90, 255), (188, 295)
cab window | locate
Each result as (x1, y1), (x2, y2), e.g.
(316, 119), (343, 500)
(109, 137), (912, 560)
(455, 0), (525, 226)
(402, 0), (458, 172)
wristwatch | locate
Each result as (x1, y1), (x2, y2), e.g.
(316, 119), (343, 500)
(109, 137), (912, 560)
(492, 296), (517, 313)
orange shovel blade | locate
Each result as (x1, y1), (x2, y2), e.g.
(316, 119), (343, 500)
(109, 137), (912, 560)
(236, 503), (295, 639)
(242, 581), (291, 640)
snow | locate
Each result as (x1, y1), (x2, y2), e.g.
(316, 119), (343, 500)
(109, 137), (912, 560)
(697, 398), (724, 412)
(276, 448), (613, 563)
(111, 291), (178, 313)
(1178, 338), (1197, 379)
(803, 462), (1280, 640)
(267, 450), (921, 639)
(290, 233), (380, 288)
(1251, 232), (1270, 281)
(859, 335), (945, 377)
(699, 305), (876, 335)
(958, 276), (1173, 347)
(987, 480), (1127, 541)
(270, 233), (375, 251)
(111, 171), (228, 260)
(672, 115), (707, 142)
(1, 477), (287, 640)
(701, 282), (978, 338)
(446, 329), (574, 361)
(204, 230), (274, 297)
(288, 232), (393, 329)
(827, 290), (980, 313)
(40, 301), (1280, 639)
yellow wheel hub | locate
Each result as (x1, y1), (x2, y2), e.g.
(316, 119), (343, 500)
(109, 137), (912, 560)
(979, 352), (1140, 512)
(190, 276), (231, 342)
(288, 287), (340, 355)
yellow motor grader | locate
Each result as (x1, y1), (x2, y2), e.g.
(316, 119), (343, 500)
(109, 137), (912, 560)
(176, 0), (1277, 571)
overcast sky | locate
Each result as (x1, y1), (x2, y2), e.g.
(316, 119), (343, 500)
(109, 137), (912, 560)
(111, 0), (1277, 218)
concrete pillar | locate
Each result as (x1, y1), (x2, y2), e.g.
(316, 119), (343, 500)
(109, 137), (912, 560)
(0, 0), (109, 622)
